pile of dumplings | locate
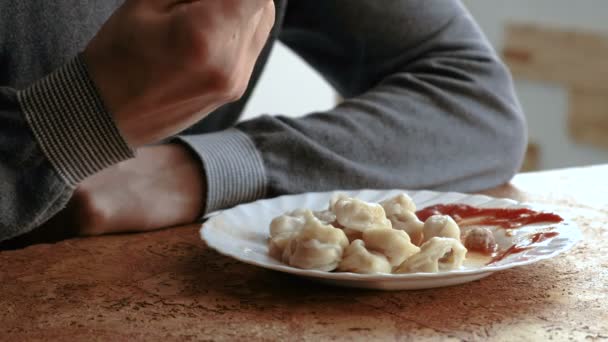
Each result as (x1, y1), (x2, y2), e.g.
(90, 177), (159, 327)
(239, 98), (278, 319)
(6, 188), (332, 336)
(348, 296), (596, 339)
(268, 193), (468, 274)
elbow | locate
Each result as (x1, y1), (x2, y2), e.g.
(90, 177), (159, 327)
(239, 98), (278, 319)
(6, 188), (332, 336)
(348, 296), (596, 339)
(496, 104), (527, 184)
(457, 60), (528, 192)
(457, 102), (526, 193)
(471, 54), (528, 187)
(492, 61), (528, 185)
(483, 75), (528, 188)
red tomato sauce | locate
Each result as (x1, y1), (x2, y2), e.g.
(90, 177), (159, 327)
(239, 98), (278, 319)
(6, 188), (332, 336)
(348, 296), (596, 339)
(487, 231), (560, 264)
(416, 204), (563, 229)
(415, 204), (563, 264)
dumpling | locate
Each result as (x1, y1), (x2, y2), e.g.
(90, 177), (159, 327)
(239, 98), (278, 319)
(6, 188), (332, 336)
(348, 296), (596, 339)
(269, 209), (308, 259)
(362, 228), (420, 267)
(378, 194), (424, 245)
(422, 215), (461, 243)
(333, 197), (392, 233)
(395, 237), (467, 273)
(269, 233), (295, 260)
(281, 211), (349, 271)
(380, 193), (417, 216)
(313, 210), (337, 225)
(338, 240), (392, 274)
(269, 209), (308, 238)
(329, 193), (350, 212)
(386, 211), (424, 246)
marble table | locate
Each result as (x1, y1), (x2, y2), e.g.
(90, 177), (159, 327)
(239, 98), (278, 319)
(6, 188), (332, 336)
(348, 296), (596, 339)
(1, 165), (607, 341)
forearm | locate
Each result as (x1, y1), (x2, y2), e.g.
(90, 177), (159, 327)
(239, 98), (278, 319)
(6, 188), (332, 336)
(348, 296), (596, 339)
(0, 143), (204, 249)
(238, 0), (526, 197)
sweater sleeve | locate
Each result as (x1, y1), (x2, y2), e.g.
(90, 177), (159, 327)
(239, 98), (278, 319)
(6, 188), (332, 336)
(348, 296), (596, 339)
(0, 55), (134, 241)
(240, 0), (526, 193)
(180, 0), (527, 214)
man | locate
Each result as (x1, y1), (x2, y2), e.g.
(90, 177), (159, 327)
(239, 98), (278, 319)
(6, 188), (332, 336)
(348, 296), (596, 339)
(0, 0), (526, 246)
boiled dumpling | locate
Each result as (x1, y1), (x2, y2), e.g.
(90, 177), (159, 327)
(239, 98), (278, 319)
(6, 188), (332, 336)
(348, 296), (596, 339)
(269, 209), (308, 238)
(378, 194), (424, 245)
(269, 233), (295, 260)
(338, 240), (392, 274)
(329, 193), (349, 212)
(333, 197), (392, 233)
(313, 210), (337, 225)
(380, 193), (417, 216)
(422, 215), (460, 243)
(362, 228), (420, 267)
(281, 211), (349, 271)
(269, 209), (308, 259)
(395, 237), (467, 273)
(387, 211), (424, 246)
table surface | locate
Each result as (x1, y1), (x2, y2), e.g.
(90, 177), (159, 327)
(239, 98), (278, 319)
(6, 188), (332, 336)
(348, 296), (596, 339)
(2, 165), (607, 341)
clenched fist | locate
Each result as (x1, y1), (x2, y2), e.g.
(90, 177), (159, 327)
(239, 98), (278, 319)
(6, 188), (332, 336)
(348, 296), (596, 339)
(84, 0), (275, 147)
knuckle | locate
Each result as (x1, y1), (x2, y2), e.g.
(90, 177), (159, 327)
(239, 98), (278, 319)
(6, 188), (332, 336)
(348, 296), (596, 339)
(183, 33), (211, 68)
(206, 67), (231, 92)
(225, 79), (248, 102)
(265, 1), (276, 20)
(172, 5), (253, 104)
(222, 80), (247, 102)
(235, 83), (248, 100)
(206, 67), (246, 102)
(172, 13), (211, 68)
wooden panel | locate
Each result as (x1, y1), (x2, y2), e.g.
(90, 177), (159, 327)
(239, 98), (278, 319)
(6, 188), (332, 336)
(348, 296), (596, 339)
(521, 142), (540, 172)
(503, 23), (608, 92)
(569, 89), (608, 149)
(504, 23), (608, 151)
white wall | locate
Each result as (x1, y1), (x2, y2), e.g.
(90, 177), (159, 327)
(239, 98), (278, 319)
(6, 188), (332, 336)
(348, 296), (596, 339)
(462, 0), (608, 169)
(241, 43), (335, 121)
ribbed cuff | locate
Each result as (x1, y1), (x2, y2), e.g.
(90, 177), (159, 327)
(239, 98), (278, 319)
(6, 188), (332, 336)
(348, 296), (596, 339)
(17, 55), (135, 186)
(175, 129), (267, 215)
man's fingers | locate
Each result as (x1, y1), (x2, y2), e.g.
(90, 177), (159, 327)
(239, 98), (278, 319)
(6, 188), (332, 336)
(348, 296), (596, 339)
(243, 0), (274, 17)
(250, 1), (275, 54)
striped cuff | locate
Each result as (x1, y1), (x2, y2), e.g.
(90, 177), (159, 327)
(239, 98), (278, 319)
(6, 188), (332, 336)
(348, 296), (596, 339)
(17, 55), (135, 186)
(175, 129), (267, 215)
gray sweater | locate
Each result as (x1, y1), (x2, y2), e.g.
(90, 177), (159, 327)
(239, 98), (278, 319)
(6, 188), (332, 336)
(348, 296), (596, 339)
(0, 0), (526, 242)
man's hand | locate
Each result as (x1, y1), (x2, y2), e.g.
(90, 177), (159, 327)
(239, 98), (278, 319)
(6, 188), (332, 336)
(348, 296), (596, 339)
(84, 0), (275, 147)
(0, 144), (204, 249)
(67, 144), (205, 236)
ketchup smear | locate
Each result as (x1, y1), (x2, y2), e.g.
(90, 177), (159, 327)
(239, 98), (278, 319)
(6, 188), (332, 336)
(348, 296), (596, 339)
(415, 204), (564, 265)
(488, 232), (559, 264)
(416, 204), (563, 229)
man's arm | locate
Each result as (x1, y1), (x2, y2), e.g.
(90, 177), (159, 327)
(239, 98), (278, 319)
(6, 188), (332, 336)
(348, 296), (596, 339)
(0, 0), (275, 243)
(177, 0), (526, 217)
(0, 143), (204, 250)
(238, 0), (526, 197)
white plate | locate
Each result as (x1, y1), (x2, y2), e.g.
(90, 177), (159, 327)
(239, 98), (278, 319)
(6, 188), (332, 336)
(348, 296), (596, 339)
(201, 189), (582, 290)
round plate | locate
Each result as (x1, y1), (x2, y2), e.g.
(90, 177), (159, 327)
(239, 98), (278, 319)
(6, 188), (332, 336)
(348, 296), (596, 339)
(201, 189), (581, 290)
